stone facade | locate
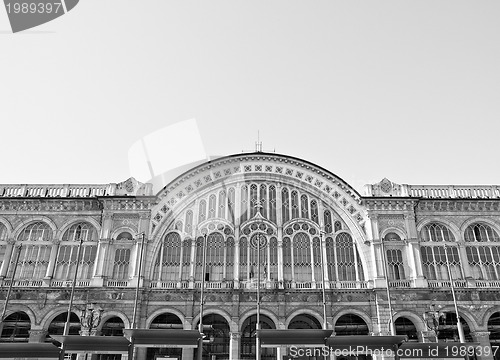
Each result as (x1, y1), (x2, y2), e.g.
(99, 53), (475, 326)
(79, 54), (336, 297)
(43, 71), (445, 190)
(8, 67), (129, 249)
(1, 153), (500, 360)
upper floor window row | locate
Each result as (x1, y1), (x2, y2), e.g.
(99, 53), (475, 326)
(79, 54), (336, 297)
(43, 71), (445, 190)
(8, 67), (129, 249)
(421, 222), (500, 242)
(13, 221), (99, 242)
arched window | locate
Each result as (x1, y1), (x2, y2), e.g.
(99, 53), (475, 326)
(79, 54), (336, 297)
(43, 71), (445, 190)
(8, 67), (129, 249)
(310, 200), (319, 224)
(281, 188), (290, 223)
(269, 185), (277, 224)
(227, 187), (236, 224)
(112, 249), (130, 280)
(148, 313), (183, 359)
(208, 194), (216, 219)
(421, 223), (455, 242)
(300, 194), (309, 219)
(395, 317), (418, 341)
(269, 237), (278, 280)
(153, 232), (181, 282)
(184, 210), (193, 235)
(48, 312), (80, 336)
(249, 233), (267, 281)
(326, 237), (336, 281)
(289, 314), (322, 330)
(0, 223), (7, 276)
(218, 191), (226, 218)
(100, 316), (125, 336)
(324, 211), (333, 234)
(198, 200), (207, 223)
(240, 185), (249, 223)
(465, 223), (500, 242)
(260, 184), (267, 219)
(239, 237), (248, 281)
(283, 237), (292, 281)
(250, 184), (258, 218)
(465, 223), (500, 280)
(54, 223), (98, 281)
(437, 312), (472, 342)
(336, 233), (362, 281)
(193, 314), (230, 360)
(421, 246), (462, 280)
(291, 191), (299, 220)
(0, 223), (8, 241)
(386, 249), (405, 280)
(334, 221), (342, 233)
(182, 239), (192, 281)
(226, 237), (234, 281)
(241, 314), (276, 360)
(204, 232), (225, 281)
(0, 312), (31, 342)
(293, 232), (311, 282)
(16, 222), (52, 280)
(335, 314), (369, 335)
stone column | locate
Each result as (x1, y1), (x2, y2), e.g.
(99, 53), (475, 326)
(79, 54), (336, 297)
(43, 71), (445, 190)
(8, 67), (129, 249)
(229, 332), (241, 360)
(28, 329), (47, 343)
(44, 240), (60, 282)
(472, 331), (493, 360)
(92, 238), (110, 286)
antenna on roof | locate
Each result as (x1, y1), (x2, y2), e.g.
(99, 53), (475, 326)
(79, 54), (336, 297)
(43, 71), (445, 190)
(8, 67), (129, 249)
(241, 131), (276, 153)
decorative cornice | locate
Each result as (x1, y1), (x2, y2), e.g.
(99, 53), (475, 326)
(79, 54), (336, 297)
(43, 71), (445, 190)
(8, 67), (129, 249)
(417, 199), (500, 213)
(362, 199), (419, 212)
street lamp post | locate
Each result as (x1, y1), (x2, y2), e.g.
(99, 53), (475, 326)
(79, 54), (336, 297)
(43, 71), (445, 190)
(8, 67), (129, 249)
(197, 233), (208, 360)
(63, 237), (84, 336)
(380, 237), (396, 336)
(256, 231), (262, 360)
(131, 233), (146, 330)
(443, 244), (465, 343)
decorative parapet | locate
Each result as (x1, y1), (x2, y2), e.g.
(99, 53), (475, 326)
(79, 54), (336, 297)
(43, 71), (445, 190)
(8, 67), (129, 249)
(0, 177), (154, 198)
(365, 178), (500, 199)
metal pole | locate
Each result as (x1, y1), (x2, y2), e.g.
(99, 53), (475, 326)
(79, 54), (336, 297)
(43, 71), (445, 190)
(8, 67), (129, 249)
(380, 238), (396, 336)
(0, 244), (22, 326)
(63, 237), (84, 335)
(197, 233), (208, 360)
(131, 233), (146, 329)
(443, 244), (465, 343)
(319, 232), (327, 330)
(256, 232), (261, 360)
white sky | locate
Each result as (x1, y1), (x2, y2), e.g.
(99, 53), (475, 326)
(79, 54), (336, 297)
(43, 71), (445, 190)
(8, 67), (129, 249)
(1, 1), (499, 193)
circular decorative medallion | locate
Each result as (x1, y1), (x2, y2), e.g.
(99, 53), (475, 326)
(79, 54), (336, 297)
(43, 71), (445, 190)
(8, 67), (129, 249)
(250, 233), (268, 249)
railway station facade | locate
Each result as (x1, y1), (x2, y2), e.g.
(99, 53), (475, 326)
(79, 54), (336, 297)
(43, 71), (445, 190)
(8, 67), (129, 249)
(1, 152), (500, 360)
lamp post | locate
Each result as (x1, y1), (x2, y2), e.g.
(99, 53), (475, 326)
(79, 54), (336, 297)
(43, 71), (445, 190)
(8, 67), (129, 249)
(443, 244), (465, 343)
(63, 237), (84, 336)
(256, 231), (262, 360)
(0, 244), (22, 330)
(380, 237), (396, 336)
(197, 233), (208, 360)
(319, 232), (327, 330)
(131, 233), (146, 330)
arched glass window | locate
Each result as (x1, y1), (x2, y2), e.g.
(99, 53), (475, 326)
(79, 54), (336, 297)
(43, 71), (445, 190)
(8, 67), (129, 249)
(324, 211), (333, 234)
(198, 200), (207, 223)
(465, 223), (500, 242)
(336, 233), (364, 281)
(184, 210), (193, 235)
(326, 237), (336, 281)
(293, 232), (311, 282)
(181, 239), (191, 281)
(334, 221), (342, 233)
(269, 185), (277, 224)
(395, 317), (418, 341)
(227, 187), (236, 224)
(421, 246), (462, 280)
(208, 194), (216, 219)
(193, 314), (230, 360)
(269, 237), (278, 280)
(283, 237), (292, 281)
(48, 312), (80, 336)
(153, 232), (181, 282)
(241, 314), (276, 360)
(240, 185), (249, 223)
(291, 191), (299, 220)
(226, 237), (234, 281)
(100, 316), (125, 336)
(281, 188), (290, 223)
(335, 314), (369, 335)
(148, 313), (183, 359)
(0, 223), (7, 275)
(260, 184), (267, 219)
(437, 312), (472, 342)
(205, 232), (225, 281)
(0, 223), (8, 241)
(54, 223), (98, 281)
(487, 312), (500, 360)
(0, 312), (31, 342)
(112, 249), (130, 280)
(16, 222), (52, 280)
(421, 223), (455, 242)
(386, 249), (405, 280)
(250, 184), (258, 218)
(465, 224), (500, 279)
(300, 194), (309, 219)
(218, 191), (226, 218)
(239, 237), (248, 281)
(310, 200), (319, 224)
